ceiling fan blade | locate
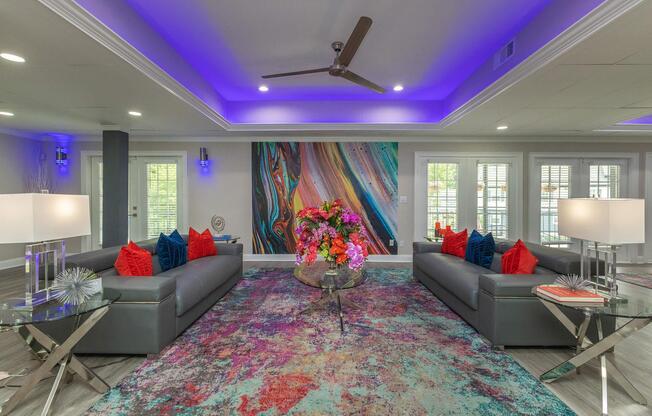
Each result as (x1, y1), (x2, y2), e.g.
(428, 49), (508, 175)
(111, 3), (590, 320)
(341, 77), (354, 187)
(340, 70), (386, 93)
(338, 16), (372, 67)
(262, 67), (330, 79)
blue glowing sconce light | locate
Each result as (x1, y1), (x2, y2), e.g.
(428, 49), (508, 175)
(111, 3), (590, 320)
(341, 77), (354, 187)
(55, 146), (68, 166)
(199, 147), (209, 167)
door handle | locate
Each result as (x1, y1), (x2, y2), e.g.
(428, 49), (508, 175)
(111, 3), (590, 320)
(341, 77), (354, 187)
(128, 213), (138, 218)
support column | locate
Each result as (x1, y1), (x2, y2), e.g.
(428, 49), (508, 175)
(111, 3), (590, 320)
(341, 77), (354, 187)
(102, 130), (129, 247)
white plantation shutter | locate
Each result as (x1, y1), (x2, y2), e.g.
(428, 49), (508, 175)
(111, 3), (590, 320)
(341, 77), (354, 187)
(426, 162), (458, 238)
(540, 165), (572, 246)
(589, 164), (620, 199)
(146, 162), (178, 239)
(477, 163), (509, 239)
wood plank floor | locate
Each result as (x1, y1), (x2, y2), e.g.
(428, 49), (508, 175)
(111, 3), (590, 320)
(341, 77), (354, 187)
(0, 262), (650, 415)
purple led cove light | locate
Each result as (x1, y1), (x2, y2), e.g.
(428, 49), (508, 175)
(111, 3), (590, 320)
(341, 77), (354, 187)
(74, 0), (607, 125)
(618, 114), (652, 125)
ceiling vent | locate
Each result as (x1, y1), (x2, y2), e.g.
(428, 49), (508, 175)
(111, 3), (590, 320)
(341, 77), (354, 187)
(494, 39), (515, 69)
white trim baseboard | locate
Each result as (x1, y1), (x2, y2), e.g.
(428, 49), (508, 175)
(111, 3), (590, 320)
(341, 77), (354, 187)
(0, 257), (23, 271)
(244, 254), (411, 263)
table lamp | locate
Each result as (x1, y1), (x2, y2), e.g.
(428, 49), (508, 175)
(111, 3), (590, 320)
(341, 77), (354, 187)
(0, 193), (91, 307)
(558, 198), (645, 299)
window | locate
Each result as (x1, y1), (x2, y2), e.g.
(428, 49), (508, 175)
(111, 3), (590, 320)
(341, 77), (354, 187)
(415, 153), (522, 241)
(477, 163), (509, 239)
(145, 162), (178, 239)
(590, 164), (620, 198)
(530, 155), (635, 251)
(540, 165), (572, 247)
(426, 162), (458, 239)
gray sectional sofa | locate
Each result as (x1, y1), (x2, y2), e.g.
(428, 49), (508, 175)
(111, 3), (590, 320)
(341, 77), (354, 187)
(413, 239), (609, 348)
(39, 237), (243, 355)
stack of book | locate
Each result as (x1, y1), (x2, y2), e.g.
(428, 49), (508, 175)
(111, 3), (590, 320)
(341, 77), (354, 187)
(536, 285), (606, 305)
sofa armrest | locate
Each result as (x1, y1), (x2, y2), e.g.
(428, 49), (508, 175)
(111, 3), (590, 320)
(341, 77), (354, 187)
(216, 243), (243, 257)
(102, 275), (176, 302)
(413, 242), (441, 254)
(479, 273), (558, 298)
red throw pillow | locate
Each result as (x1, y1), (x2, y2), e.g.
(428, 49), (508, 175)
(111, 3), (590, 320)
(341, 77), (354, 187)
(114, 241), (153, 276)
(441, 229), (468, 258)
(188, 227), (218, 261)
(502, 239), (539, 274)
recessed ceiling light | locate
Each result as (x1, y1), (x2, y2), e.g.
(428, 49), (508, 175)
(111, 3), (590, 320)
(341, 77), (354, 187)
(0, 111), (14, 117)
(128, 110), (142, 117)
(258, 85), (269, 92)
(393, 84), (404, 92)
(496, 125), (508, 130)
(0, 52), (26, 63)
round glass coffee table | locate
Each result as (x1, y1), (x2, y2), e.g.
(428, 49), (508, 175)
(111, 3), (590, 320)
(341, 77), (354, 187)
(534, 287), (652, 415)
(0, 294), (119, 416)
(294, 263), (367, 332)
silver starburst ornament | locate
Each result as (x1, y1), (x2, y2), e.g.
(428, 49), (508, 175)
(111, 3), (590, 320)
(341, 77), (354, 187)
(52, 267), (102, 305)
(555, 274), (592, 292)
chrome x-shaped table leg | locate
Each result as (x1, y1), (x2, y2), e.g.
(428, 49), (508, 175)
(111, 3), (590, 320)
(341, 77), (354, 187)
(0, 306), (110, 416)
(538, 301), (650, 415)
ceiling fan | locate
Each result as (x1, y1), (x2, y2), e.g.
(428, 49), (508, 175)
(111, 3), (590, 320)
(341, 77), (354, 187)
(261, 16), (385, 93)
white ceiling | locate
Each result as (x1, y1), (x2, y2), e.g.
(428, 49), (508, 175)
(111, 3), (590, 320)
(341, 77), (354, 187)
(0, 0), (652, 139)
(443, 0), (652, 136)
(0, 0), (222, 139)
(123, 0), (547, 101)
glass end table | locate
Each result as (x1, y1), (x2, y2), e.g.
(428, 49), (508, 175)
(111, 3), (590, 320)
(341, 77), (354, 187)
(534, 286), (652, 415)
(0, 294), (119, 416)
(294, 263), (367, 332)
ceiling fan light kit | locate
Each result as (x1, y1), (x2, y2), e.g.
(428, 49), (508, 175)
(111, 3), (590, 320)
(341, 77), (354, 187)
(262, 16), (386, 93)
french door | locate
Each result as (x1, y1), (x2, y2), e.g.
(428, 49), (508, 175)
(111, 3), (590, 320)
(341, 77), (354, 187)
(531, 157), (630, 247)
(415, 153), (522, 241)
(89, 155), (184, 249)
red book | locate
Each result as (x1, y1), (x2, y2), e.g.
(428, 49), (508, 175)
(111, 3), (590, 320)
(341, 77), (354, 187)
(537, 285), (605, 304)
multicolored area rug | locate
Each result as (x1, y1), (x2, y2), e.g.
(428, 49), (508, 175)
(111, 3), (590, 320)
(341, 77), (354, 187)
(617, 272), (652, 290)
(88, 268), (574, 415)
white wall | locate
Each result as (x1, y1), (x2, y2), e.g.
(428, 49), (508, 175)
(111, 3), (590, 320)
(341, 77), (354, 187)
(0, 132), (43, 264)
(3, 136), (652, 266)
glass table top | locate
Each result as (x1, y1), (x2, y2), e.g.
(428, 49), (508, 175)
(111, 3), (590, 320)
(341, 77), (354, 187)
(0, 293), (119, 327)
(294, 263), (367, 290)
(533, 286), (652, 318)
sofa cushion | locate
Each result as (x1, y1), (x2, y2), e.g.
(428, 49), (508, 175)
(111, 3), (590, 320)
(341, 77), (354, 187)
(502, 240), (538, 274)
(157, 230), (187, 272)
(465, 230), (495, 268)
(441, 229), (468, 258)
(495, 239), (580, 275)
(159, 254), (241, 316)
(100, 271), (176, 302)
(114, 242), (153, 276)
(188, 227), (217, 261)
(479, 273), (558, 297)
(414, 253), (493, 310)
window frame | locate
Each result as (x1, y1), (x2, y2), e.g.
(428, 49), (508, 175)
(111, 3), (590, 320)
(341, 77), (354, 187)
(528, 153), (639, 259)
(414, 152), (523, 242)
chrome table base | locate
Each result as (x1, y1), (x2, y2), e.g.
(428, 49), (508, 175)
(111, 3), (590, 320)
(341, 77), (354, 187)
(539, 301), (650, 415)
(300, 288), (359, 332)
(0, 307), (110, 416)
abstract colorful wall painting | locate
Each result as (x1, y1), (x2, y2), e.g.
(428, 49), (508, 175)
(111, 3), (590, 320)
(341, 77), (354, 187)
(252, 142), (398, 254)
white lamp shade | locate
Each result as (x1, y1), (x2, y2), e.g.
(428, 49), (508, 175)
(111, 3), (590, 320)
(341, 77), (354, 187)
(558, 198), (645, 245)
(0, 193), (91, 243)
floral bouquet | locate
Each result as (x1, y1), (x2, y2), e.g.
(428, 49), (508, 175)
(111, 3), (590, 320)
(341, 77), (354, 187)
(295, 199), (369, 271)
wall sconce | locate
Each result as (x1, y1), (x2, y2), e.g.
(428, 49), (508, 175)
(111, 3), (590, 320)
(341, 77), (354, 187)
(55, 146), (68, 166)
(199, 147), (209, 167)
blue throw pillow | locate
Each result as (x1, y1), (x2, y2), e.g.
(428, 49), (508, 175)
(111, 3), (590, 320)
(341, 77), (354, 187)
(465, 230), (495, 269)
(157, 230), (187, 272)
